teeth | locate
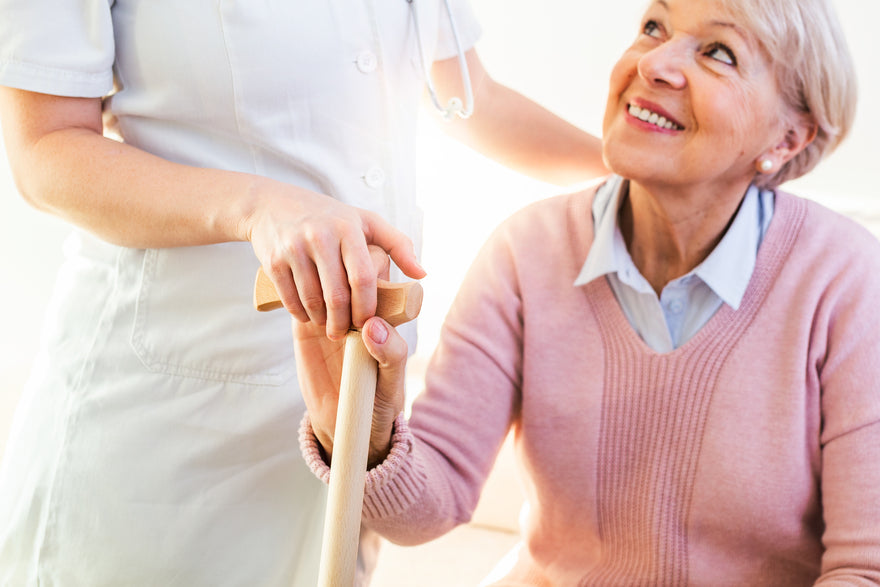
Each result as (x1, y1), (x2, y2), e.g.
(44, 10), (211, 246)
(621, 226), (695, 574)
(628, 104), (683, 130)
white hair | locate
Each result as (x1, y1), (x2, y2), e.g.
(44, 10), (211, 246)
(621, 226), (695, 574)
(718, 0), (858, 188)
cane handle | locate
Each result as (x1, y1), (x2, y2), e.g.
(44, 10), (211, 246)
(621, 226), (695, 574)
(254, 267), (422, 327)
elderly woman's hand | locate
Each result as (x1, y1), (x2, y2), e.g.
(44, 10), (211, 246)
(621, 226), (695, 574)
(292, 244), (410, 468)
(293, 315), (409, 468)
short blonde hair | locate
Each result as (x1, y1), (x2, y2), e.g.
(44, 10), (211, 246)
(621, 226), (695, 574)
(719, 0), (858, 188)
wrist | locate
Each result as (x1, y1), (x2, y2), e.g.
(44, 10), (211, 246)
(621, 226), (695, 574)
(233, 174), (269, 243)
(367, 428), (394, 470)
(313, 425), (336, 464)
(368, 397), (403, 467)
(368, 410), (404, 469)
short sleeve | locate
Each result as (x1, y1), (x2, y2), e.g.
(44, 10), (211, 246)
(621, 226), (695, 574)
(434, 0), (482, 61)
(0, 0), (115, 97)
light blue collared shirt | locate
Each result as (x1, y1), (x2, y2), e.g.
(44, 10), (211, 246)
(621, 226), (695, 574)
(574, 176), (774, 353)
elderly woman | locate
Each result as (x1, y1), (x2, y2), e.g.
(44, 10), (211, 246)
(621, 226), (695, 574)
(296, 0), (880, 583)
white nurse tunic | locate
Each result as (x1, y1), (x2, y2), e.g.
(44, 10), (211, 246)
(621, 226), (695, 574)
(0, 1), (480, 585)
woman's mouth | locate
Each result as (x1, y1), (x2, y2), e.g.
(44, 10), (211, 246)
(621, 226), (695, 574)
(627, 104), (685, 131)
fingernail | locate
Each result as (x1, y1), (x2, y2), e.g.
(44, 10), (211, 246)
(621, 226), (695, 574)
(368, 320), (388, 344)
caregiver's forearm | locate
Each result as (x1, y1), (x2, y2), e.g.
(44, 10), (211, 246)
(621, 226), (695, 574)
(0, 87), (277, 249)
(432, 50), (607, 187)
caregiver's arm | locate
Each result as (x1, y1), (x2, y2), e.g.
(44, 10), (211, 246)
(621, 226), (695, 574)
(432, 49), (607, 186)
(0, 87), (423, 339)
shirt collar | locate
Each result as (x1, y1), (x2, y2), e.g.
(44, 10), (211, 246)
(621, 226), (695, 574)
(574, 176), (627, 287)
(691, 184), (764, 310)
(574, 178), (771, 311)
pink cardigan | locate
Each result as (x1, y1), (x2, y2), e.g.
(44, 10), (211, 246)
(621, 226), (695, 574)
(303, 183), (880, 585)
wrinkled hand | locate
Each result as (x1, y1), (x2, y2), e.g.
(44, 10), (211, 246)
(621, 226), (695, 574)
(247, 182), (425, 340)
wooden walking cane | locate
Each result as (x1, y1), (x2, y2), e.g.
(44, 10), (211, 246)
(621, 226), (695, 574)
(254, 267), (422, 587)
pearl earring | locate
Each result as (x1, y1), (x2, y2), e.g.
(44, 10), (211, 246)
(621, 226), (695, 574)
(759, 159), (773, 173)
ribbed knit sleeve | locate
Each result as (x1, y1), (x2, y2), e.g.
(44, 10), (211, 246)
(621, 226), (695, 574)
(354, 191), (540, 545)
(298, 412), (426, 511)
(295, 187), (551, 545)
(804, 203), (880, 584)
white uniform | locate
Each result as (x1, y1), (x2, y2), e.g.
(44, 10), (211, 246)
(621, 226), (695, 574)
(0, 1), (480, 585)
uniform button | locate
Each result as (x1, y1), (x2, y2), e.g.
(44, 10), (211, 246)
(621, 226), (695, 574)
(364, 166), (386, 188)
(668, 299), (684, 314)
(356, 51), (378, 73)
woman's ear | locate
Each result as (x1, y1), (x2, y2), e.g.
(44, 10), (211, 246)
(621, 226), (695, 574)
(771, 114), (818, 166)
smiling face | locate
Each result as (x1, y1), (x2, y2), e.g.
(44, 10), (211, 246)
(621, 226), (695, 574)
(602, 0), (793, 195)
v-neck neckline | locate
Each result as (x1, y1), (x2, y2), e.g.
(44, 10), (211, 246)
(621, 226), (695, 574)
(583, 191), (808, 360)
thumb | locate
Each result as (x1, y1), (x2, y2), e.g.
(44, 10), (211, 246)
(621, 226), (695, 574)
(361, 317), (407, 418)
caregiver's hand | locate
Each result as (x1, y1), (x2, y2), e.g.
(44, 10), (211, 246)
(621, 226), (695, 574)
(246, 186), (425, 341)
(294, 311), (409, 469)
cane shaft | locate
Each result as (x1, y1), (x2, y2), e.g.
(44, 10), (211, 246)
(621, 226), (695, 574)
(317, 331), (377, 587)
(252, 267), (422, 585)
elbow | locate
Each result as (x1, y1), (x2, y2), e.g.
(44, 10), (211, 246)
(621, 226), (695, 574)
(4, 150), (50, 213)
(4, 126), (98, 218)
(366, 513), (467, 548)
(10, 170), (51, 214)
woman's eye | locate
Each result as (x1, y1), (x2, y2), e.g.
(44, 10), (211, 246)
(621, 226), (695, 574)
(642, 20), (663, 39)
(706, 43), (737, 66)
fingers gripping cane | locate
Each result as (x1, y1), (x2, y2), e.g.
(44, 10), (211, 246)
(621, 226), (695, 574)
(254, 268), (422, 586)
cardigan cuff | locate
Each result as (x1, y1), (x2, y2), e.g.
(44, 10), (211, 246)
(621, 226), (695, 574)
(298, 412), (423, 507)
(298, 413), (333, 484)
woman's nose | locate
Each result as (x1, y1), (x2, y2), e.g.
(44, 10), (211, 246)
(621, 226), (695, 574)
(637, 39), (688, 90)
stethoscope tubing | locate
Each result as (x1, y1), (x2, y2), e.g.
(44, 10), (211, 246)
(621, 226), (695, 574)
(408, 0), (474, 120)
